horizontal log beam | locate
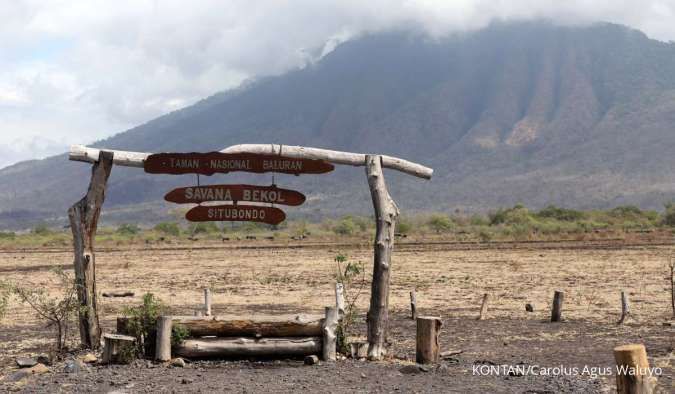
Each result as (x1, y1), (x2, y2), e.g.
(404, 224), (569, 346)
(69, 144), (433, 179)
(171, 314), (324, 337)
(173, 337), (322, 359)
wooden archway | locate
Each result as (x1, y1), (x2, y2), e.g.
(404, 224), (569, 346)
(68, 144), (433, 360)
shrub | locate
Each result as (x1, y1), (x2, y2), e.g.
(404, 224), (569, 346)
(427, 214), (453, 233)
(154, 222), (181, 237)
(664, 203), (675, 226)
(172, 324), (191, 346)
(489, 204), (533, 226)
(190, 222), (220, 235)
(32, 224), (52, 235)
(334, 217), (357, 236)
(396, 218), (412, 234)
(536, 205), (585, 221)
(469, 214), (489, 226)
(117, 223), (141, 236)
(334, 253), (366, 354)
(122, 293), (167, 358)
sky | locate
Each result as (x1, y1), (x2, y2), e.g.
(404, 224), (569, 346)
(1, 0), (674, 169)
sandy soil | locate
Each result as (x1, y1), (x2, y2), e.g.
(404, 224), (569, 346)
(0, 238), (673, 393)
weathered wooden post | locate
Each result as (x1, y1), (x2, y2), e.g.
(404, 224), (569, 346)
(69, 150), (113, 349)
(551, 290), (564, 322)
(322, 306), (338, 361)
(204, 288), (212, 316)
(155, 316), (173, 361)
(416, 316), (442, 364)
(410, 289), (417, 320)
(365, 155), (399, 360)
(614, 344), (656, 394)
(335, 283), (345, 317)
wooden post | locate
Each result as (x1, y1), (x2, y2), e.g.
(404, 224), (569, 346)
(410, 289), (417, 320)
(155, 316), (172, 362)
(416, 316), (442, 364)
(204, 288), (212, 316)
(335, 283), (345, 318)
(68, 150), (113, 349)
(102, 334), (136, 364)
(478, 293), (489, 320)
(551, 290), (564, 322)
(365, 155), (399, 360)
(618, 290), (630, 325)
(614, 344), (656, 394)
(322, 306), (338, 361)
(670, 259), (674, 317)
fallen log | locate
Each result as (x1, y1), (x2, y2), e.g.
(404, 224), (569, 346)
(173, 337), (322, 358)
(102, 291), (134, 298)
(171, 314), (324, 337)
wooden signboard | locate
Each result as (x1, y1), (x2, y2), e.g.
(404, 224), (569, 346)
(144, 152), (334, 176)
(165, 184), (305, 206)
(186, 205), (286, 225)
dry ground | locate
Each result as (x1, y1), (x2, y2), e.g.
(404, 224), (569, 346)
(0, 237), (673, 393)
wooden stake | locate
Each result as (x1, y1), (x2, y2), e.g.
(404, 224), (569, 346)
(618, 290), (630, 325)
(155, 316), (172, 362)
(365, 155), (399, 361)
(204, 288), (212, 316)
(322, 306), (338, 361)
(478, 293), (489, 320)
(335, 283), (345, 318)
(614, 344), (656, 394)
(410, 289), (417, 320)
(102, 334), (136, 364)
(68, 150), (113, 349)
(416, 316), (442, 364)
(551, 290), (564, 322)
(670, 259), (674, 318)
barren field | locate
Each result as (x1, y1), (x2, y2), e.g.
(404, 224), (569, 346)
(1, 238), (674, 393)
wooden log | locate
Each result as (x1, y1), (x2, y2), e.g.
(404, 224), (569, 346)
(410, 289), (417, 320)
(478, 293), (489, 320)
(551, 290), (564, 322)
(102, 334), (136, 364)
(618, 290), (630, 325)
(322, 307), (338, 361)
(68, 151), (113, 349)
(173, 337), (322, 359)
(102, 291), (134, 298)
(204, 288), (212, 316)
(614, 344), (656, 394)
(365, 155), (399, 360)
(155, 316), (172, 362)
(416, 316), (442, 364)
(69, 144), (434, 179)
(335, 283), (345, 317)
(171, 314), (324, 337)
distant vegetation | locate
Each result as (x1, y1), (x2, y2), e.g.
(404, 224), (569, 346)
(0, 203), (673, 247)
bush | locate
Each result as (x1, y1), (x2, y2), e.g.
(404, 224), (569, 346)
(396, 218), (412, 234)
(32, 224), (52, 235)
(154, 222), (181, 237)
(334, 217), (357, 236)
(664, 203), (675, 226)
(0, 231), (15, 240)
(117, 223), (141, 236)
(536, 205), (585, 221)
(122, 293), (167, 358)
(427, 214), (453, 233)
(190, 222), (220, 235)
(489, 204), (532, 226)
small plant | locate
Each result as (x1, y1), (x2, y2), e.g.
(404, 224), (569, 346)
(172, 324), (191, 346)
(122, 293), (167, 358)
(334, 253), (367, 354)
(333, 217), (357, 236)
(154, 222), (181, 237)
(10, 268), (79, 351)
(427, 214), (453, 233)
(117, 223), (141, 236)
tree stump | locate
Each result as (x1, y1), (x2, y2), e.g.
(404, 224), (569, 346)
(155, 316), (172, 362)
(551, 291), (564, 322)
(69, 151), (113, 349)
(614, 344), (656, 394)
(102, 334), (136, 364)
(416, 316), (442, 364)
(322, 307), (338, 361)
(365, 155), (399, 360)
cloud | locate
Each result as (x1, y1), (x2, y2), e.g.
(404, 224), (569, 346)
(1, 0), (674, 168)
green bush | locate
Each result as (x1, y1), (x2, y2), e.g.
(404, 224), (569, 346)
(489, 204), (533, 226)
(32, 224), (52, 235)
(396, 218), (412, 234)
(0, 231), (15, 240)
(122, 293), (167, 358)
(536, 205), (585, 221)
(427, 214), (453, 233)
(663, 203), (675, 226)
(190, 222), (220, 234)
(171, 324), (191, 346)
(154, 222), (181, 236)
(117, 223), (141, 236)
(334, 217), (357, 235)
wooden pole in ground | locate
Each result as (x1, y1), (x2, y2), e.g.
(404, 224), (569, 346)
(551, 290), (564, 322)
(155, 316), (172, 361)
(618, 290), (630, 325)
(68, 151), (113, 349)
(614, 344), (656, 394)
(670, 259), (674, 318)
(365, 155), (399, 361)
(416, 316), (442, 364)
(322, 306), (338, 361)
(478, 293), (489, 320)
(410, 289), (417, 320)
(204, 288), (212, 316)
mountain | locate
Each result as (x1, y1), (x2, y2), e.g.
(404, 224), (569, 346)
(2, 21), (675, 229)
